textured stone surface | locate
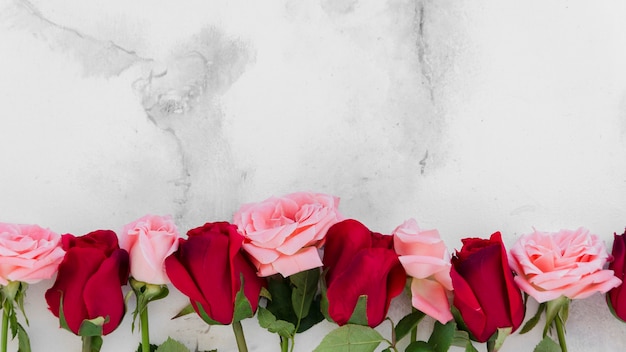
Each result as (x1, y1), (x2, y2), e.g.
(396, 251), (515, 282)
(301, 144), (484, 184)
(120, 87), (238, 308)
(2, 0), (626, 351)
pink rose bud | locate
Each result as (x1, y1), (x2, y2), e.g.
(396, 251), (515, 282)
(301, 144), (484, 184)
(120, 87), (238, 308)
(120, 215), (180, 285)
(393, 219), (453, 324)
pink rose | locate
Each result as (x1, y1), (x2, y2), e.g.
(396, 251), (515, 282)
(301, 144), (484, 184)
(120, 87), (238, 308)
(393, 219), (453, 324)
(120, 215), (180, 284)
(509, 227), (621, 302)
(0, 223), (65, 285)
(233, 192), (342, 277)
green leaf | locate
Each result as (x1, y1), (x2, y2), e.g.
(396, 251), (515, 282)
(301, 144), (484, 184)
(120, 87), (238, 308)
(486, 327), (511, 352)
(406, 341), (435, 352)
(155, 337), (191, 352)
(17, 322), (31, 352)
(257, 307), (296, 338)
(57, 295), (71, 332)
(347, 295), (369, 326)
(521, 303), (546, 334)
(450, 305), (476, 342)
(232, 275), (254, 323)
(452, 330), (479, 352)
(78, 316), (107, 337)
(172, 304), (195, 319)
(266, 276), (298, 324)
(194, 303), (222, 325)
(313, 324), (384, 352)
(296, 296), (324, 333)
(290, 268), (320, 320)
(533, 337), (561, 352)
(395, 310), (426, 342)
(428, 320), (456, 352)
(260, 286), (272, 300)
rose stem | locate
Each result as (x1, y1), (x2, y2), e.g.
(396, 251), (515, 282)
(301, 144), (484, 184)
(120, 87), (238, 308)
(140, 304), (151, 352)
(1, 305), (8, 352)
(555, 314), (568, 352)
(280, 336), (289, 352)
(81, 336), (93, 352)
(232, 321), (249, 352)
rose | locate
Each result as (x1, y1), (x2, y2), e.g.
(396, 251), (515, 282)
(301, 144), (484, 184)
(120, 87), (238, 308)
(322, 219), (406, 327)
(233, 192), (342, 277)
(608, 229), (626, 322)
(45, 230), (130, 336)
(120, 214), (179, 285)
(451, 232), (524, 343)
(0, 223), (65, 285)
(164, 222), (265, 324)
(509, 227), (621, 303)
(393, 219), (453, 324)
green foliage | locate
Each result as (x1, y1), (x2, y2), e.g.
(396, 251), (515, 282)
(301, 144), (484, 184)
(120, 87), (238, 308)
(406, 341), (435, 352)
(172, 304), (195, 320)
(16, 322), (31, 352)
(290, 269), (320, 320)
(313, 324), (384, 352)
(521, 303), (546, 334)
(395, 310), (426, 343)
(78, 317), (107, 337)
(130, 278), (169, 332)
(543, 297), (569, 338)
(136, 343), (159, 352)
(232, 277), (254, 323)
(428, 321), (456, 352)
(155, 337), (191, 352)
(347, 295), (369, 326)
(533, 337), (561, 352)
(257, 307), (296, 338)
(452, 330), (479, 352)
(486, 327), (511, 352)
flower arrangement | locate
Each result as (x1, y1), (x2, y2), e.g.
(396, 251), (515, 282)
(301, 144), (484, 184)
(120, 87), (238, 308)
(0, 192), (624, 352)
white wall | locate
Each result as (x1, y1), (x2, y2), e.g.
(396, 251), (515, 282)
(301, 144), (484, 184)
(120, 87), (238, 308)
(1, 0), (626, 351)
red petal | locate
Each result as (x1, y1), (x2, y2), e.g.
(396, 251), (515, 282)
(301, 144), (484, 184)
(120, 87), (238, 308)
(165, 239), (207, 305)
(327, 247), (404, 327)
(83, 249), (129, 335)
(45, 247), (106, 334)
(323, 220), (372, 285)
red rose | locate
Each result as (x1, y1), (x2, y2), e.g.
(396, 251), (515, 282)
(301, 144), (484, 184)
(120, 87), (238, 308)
(165, 222), (265, 324)
(45, 230), (130, 336)
(450, 232), (524, 342)
(322, 219), (406, 327)
(608, 230), (626, 322)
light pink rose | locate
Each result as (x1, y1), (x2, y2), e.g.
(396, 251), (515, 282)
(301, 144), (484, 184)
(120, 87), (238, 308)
(233, 192), (342, 277)
(509, 227), (621, 302)
(0, 223), (65, 285)
(120, 215), (180, 284)
(393, 219), (453, 324)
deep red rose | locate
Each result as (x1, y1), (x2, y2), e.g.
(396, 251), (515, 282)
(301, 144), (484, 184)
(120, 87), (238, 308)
(322, 219), (406, 327)
(608, 230), (626, 322)
(450, 232), (524, 342)
(164, 222), (265, 324)
(45, 230), (130, 336)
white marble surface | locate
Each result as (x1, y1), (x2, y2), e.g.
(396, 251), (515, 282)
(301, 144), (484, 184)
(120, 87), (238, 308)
(2, 0), (626, 351)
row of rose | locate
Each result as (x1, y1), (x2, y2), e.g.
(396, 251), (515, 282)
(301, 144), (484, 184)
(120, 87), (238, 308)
(1, 192), (626, 352)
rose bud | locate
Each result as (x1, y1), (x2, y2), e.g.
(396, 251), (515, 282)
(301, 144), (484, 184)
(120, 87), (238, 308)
(451, 232), (524, 342)
(322, 219), (406, 327)
(608, 229), (626, 322)
(45, 230), (130, 336)
(120, 214), (180, 285)
(165, 222), (265, 324)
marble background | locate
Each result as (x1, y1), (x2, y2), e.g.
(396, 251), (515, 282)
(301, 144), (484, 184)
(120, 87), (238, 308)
(2, 0), (626, 351)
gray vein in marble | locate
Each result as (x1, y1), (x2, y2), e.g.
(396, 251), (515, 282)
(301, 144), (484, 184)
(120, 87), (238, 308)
(415, 1), (435, 103)
(2, 0), (151, 77)
(133, 28), (254, 227)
